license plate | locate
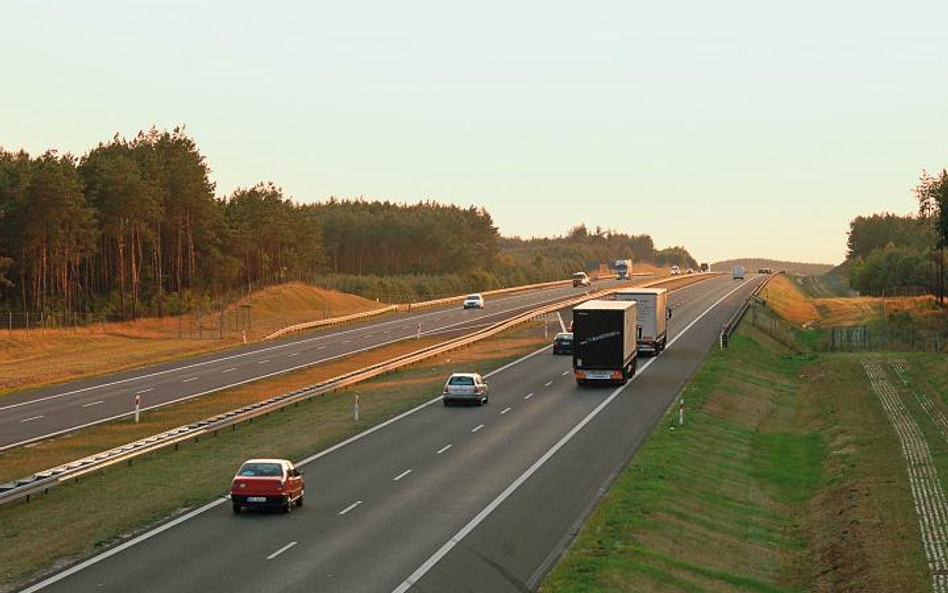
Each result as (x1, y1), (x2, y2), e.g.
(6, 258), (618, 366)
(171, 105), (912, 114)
(584, 371), (611, 380)
(247, 496), (267, 503)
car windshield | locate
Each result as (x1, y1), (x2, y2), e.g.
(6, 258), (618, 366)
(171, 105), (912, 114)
(555, 333), (572, 341)
(449, 376), (475, 386)
(573, 273), (585, 278)
(465, 294), (480, 300)
(238, 463), (283, 477)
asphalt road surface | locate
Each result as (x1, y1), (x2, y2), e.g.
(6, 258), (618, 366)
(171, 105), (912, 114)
(19, 274), (764, 593)
(0, 279), (632, 450)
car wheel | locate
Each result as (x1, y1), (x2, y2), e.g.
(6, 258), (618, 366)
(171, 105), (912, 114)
(443, 399), (450, 406)
(484, 395), (489, 404)
(232, 503), (241, 514)
(296, 494), (304, 507)
(283, 498), (293, 514)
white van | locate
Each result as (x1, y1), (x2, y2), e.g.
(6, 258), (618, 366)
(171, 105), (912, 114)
(732, 266), (745, 280)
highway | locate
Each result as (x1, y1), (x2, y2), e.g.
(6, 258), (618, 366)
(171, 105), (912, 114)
(19, 274), (764, 593)
(0, 280), (631, 450)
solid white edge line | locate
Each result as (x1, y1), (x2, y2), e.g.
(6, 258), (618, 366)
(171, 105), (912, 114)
(390, 278), (753, 593)
(14, 278), (721, 592)
(266, 541), (298, 560)
(17, 497), (228, 593)
(556, 311), (567, 333)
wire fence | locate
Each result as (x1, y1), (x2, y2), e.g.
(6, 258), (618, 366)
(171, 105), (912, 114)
(743, 300), (948, 353)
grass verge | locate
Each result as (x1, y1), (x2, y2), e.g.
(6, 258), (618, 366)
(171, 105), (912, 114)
(0, 282), (384, 395)
(542, 322), (931, 593)
(0, 322), (547, 591)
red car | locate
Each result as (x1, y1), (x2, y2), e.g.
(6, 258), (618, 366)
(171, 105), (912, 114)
(231, 458), (305, 514)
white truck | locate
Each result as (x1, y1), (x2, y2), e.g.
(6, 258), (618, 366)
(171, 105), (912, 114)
(732, 265), (745, 280)
(572, 300), (638, 385)
(614, 259), (632, 280)
(615, 287), (670, 355)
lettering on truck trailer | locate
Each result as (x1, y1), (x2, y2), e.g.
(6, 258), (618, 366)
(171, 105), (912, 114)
(580, 330), (621, 345)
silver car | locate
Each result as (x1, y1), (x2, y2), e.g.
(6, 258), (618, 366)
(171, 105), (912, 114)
(442, 372), (489, 406)
(463, 293), (485, 309)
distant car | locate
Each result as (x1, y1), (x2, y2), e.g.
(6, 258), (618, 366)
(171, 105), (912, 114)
(552, 332), (574, 355)
(572, 272), (591, 287)
(463, 293), (485, 309)
(670, 265), (681, 275)
(686, 268), (695, 274)
(231, 458), (304, 514)
(733, 265), (746, 280)
(700, 263), (709, 272)
(443, 372), (489, 406)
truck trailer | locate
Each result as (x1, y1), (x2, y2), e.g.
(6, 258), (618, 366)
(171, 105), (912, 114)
(614, 287), (670, 355)
(614, 259), (632, 280)
(572, 300), (638, 385)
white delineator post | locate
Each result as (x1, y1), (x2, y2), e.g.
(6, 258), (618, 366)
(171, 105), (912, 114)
(678, 398), (684, 427)
(242, 330), (247, 344)
(134, 394), (141, 424)
(354, 393), (360, 422)
(417, 323), (421, 339)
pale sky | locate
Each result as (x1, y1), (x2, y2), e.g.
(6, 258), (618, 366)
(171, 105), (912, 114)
(3, 0), (947, 264)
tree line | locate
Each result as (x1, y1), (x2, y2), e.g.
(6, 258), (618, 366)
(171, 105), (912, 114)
(847, 169), (948, 298)
(0, 128), (696, 318)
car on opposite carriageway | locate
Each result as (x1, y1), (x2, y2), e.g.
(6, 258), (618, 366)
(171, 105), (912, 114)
(463, 293), (485, 309)
(231, 458), (305, 514)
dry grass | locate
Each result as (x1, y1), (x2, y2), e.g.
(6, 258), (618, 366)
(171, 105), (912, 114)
(760, 274), (942, 329)
(0, 322), (548, 590)
(759, 274), (821, 326)
(0, 283), (383, 395)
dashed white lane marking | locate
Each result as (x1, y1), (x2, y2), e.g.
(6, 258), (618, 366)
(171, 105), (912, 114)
(524, 393), (534, 400)
(221, 368), (236, 373)
(471, 424), (484, 433)
(364, 334), (374, 338)
(257, 360), (270, 364)
(182, 377), (197, 383)
(82, 401), (104, 408)
(500, 407), (511, 415)
(266, 541), (298, 560)
(393, 469), (413, 482)
(338, 501), (363, 516)
(342, 340), (351, 344)
(317, 345), (327, 350)
(288, 352), (300, 357)
(136, 388), (153, 394)
(20, 415), (44, 423)
(383, 330), (391, 334)
(437, 444), (452, 455)
(561, 370), (570, 376)
(544, 380), (553, 387)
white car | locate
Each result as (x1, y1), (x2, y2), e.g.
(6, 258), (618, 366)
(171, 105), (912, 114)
(463, 293), (485, 309)
(442, 372), (489, 406)
(670, 265), (681, 276)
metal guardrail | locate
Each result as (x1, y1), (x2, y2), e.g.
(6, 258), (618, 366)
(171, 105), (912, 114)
(719, 272), (782, 348)
(0, 274), (703, 507)
(263, 305), (399, 340)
